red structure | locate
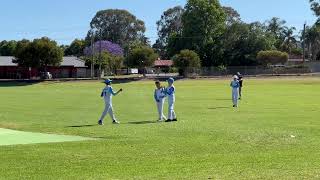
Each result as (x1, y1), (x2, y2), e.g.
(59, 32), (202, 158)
(154, 59), (173, 68)
(0, 56), (87, 79)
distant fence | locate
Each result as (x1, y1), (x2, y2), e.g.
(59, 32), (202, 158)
(180, 63), (320, 77)
(2, 62), (320, 80)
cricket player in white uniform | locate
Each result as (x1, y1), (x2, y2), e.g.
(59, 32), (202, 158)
(165, 78), (177, 122)
(98, 79), (123, 125)
(154, 81), (167, 122)
(230, 75), (240, 107)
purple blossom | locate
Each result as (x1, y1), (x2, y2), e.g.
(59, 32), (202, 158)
(84, 40), (124, 57)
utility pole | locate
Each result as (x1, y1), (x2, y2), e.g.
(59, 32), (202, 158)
(91, 31), (94, 79)
(98, 29), (102, 79)
(302, 22), (306, 63)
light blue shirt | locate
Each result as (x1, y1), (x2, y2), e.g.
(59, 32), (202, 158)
(154, 88), (166, 102)
(230, 80), (240, 89)
(165, 85), (175, 103)
(101, 85), (117, 103)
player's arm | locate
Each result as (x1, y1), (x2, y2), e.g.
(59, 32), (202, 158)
(166, 87), (174, 95)
(160, 88), (166, 98)
(100, 90), (105, 97)
(236, 82), (240, 88)
(154, 90), (159, 102)
(109, 87), (123, 96)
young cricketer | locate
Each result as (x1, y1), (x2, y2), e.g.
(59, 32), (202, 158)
(230, 75), (240, 107)
(98, 79), (123, 125)
(154, 81), (166, 122)
(165, 77), (177, 122)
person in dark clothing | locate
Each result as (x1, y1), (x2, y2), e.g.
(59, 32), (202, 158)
(237, 72), (243, 100)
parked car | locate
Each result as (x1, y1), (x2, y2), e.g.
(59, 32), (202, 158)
(40, 72), (52, 79)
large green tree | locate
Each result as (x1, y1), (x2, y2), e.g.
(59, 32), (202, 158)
(153, 6), (184, 59)
(0, 40), (17, 56)
(310, 0), (320, 17)
(266, 17), (287, 49)
(64, 39), (86, 57)
(173, 49), (201, 76)
(127, 46), (158, 68)
(222, 22), (276, 66)
(176, 0), (226, 66)
(86, 9), (147, 48)
(223, 6), (241, 26)
(13, 37), (63, 70)
(281, 27), (298, 54)
(305, 25), (320, 60)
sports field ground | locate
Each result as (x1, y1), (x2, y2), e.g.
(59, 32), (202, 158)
(1, 77), (320, 179)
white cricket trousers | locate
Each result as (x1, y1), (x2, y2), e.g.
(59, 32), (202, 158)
(156, 99), (166, 120)
(232, 88), (239, 106)
(99, 103), (116, 122)
(168, 100), (176, 120)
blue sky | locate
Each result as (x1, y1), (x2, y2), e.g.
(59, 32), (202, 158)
(0, 0), (316, 45)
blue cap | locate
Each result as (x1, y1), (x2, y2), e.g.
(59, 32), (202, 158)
(104, 79), (112, 84)
(168, 77), (175, 83)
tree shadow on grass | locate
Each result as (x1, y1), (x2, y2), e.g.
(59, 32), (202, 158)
(0, 81), (41, 87)
(66, 124), (97, 128)
(127, 121), (157, 125)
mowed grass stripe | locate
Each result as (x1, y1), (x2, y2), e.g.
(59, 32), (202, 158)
(0, 128), (95, 146)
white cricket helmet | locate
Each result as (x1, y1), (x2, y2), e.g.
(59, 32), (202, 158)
(233, 75), (238, 79)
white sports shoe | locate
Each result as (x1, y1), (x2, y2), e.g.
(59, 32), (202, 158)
(112, 120), (120, 124)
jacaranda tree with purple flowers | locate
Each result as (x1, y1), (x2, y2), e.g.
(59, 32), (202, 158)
(84, 40), (124, 57)
(83, 40), (124, 75)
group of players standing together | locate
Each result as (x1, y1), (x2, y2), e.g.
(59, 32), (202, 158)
(97, 73), (243, 125)
(97, 77), (177, 125)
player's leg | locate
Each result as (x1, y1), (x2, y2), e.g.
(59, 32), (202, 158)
(157, 102), (162, 121)
(232, 89), (236, 107)
(160, 100), (167, 121)
(107, 105), (119, 124)
(234, 89), (239, 107)
(166, 102), (173, 122)
(160, 99), (167, 121)
(239, 87), (242, 99)
(166, 101), (176, 122)
(98, 105), (108, 125)
(171, 103), (177, 121)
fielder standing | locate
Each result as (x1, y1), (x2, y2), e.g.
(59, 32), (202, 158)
(98, 79), (122, 125)
(230, 75), (240, 107)
(154, 81), (167, 122)
(165, 77), (177, 122)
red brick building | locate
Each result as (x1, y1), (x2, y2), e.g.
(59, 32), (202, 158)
(0, 56), (87, 79)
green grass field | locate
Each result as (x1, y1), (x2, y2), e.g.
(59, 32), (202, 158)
(1, 78), (320, 179)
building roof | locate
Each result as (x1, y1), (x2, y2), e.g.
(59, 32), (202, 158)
(154, 60), (173, 67)
(0, 56), (86, 67)
(0, 56), (16, 66)
(60, 56), (86, 67)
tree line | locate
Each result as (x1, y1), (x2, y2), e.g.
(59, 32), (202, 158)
(1, 0), (319, 72)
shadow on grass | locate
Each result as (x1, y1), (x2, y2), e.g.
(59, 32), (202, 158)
(91, 135), (128, 140)
(66, 124), (97, 128)
(127, 121), (157, 125)
(208, 107), (230, 110)
(0, 81), (41, 87)
(214, 98), (230, 101)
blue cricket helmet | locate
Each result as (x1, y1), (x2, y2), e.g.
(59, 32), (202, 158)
(104, 79), (113, 84)
(168, 77), (175, 83)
